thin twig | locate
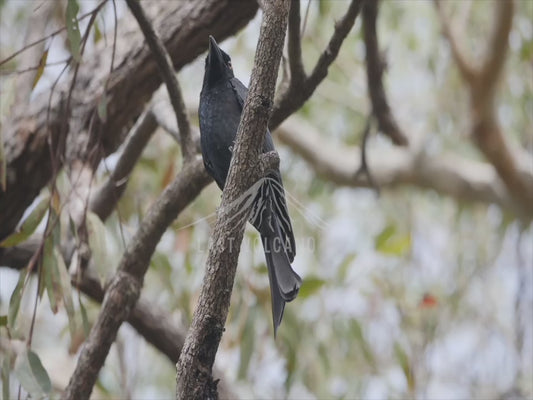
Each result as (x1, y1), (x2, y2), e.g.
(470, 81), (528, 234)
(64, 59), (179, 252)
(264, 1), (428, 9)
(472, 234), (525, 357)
(0, 0), (108, 68)
(125, 0), (195, 162)
(90, 109), (157, 221)
(362, 0), (408, 146)
(354, 116), (379, 194)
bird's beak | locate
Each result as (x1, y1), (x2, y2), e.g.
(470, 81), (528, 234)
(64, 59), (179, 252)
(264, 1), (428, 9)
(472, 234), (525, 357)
(206, 36), (226, 85)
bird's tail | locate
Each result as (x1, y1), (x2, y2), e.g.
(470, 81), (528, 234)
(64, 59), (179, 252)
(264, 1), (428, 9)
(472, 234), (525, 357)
(262, 222), (302, 335)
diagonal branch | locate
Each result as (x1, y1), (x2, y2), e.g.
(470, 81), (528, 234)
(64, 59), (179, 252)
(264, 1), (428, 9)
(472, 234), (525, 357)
(270, 0), (363, 129)
(0, 239), (235, 399)
(362, 0), (408, 146)
(434, 0), (533, 216)
(434, 0), (476, 83)
(62, 158), (211, 400)
(90, 105), (157, 221)
(126, 0), (196, 162)
(176, 1), (290, 398)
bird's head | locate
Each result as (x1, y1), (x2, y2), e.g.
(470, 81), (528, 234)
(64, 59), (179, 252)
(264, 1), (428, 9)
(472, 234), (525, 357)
(203, 36), (234, 89)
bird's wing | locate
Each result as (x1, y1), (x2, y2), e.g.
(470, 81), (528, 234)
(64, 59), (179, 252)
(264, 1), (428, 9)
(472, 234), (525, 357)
(229, 77), (248, 110)
(230, 79), (296, 261)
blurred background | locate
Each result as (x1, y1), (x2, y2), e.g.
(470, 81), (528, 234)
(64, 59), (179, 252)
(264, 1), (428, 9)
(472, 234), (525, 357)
(1, 0), (532, 399)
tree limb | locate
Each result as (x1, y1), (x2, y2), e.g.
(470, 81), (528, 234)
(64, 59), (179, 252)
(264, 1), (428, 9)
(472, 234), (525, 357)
(62, 158), (211, 400)
(434, 0), (533, 216)
(89, 109), (157, 221)
(276, 116), (518, 213)
(362, 0), (408, 146)
(434, 0), (476, 83)
(176, 1), (290, 398)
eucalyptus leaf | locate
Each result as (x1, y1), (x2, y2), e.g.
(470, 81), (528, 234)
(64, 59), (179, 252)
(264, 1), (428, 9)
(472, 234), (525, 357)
(0, 196), (49, 247)
(14, 350), (52, 398)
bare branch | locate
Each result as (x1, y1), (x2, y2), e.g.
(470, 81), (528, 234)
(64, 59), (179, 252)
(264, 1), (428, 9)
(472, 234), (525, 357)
(434, 0), (477, 83)
(478, 0), (514, 99)
(270, 0), (363, 129)
(126, 0), (196, 162)
(354, 116), (379, 193)
(362, 1), (408, 146)
(90, 109), (157, 221)
(276, 116), (520, 213)
(287, 0), (306, 85)
(176, 1), (290, 398)
(435, 0), (533, 215)
(63, 157), (211, 400)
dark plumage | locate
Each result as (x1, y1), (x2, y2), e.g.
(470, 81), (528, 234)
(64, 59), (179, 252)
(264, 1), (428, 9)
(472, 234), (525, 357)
(199, 36), (301, 334)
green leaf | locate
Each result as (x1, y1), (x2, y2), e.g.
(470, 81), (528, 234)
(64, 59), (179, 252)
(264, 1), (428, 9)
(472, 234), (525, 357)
(14, 350), (52, 398)
(394, 342), (415, 392)
(93, 20), (102, 44)
(97, 94), (108, 122)
(66, 0), (81, 61)
(79, 296), (90, 337)
(375, 223), (412, 256)
(86, 211), (109, 284)
(8, 268), (28, 329)
(43, 236), (62, 314)
(32, 49), (48, 90)
(0, 196), (49, 247)
(375, 224), (396, 248)
(56, 247), (76, 339)
(351, 319), (376, 370)
(0, 315), (7, 326)
(298, 276), (326, 299)
(338, 253), (357, 282)
(237, 313), (255, 379)
(2, 354), (11, 400)
(0, 122), (5, 192)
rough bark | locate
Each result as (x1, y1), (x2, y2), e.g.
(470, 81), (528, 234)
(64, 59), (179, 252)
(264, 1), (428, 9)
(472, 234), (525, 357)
(175, 1), (290, 398)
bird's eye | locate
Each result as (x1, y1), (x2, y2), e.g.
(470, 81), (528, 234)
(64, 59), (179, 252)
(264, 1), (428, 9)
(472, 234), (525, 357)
(227, 61), (232, 69)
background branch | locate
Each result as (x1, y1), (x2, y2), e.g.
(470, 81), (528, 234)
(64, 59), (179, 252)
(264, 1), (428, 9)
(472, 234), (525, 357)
(89, 109), (157, 221)
(276, 117), (517, 212)
(435, 0), (533, 216)
(362, 0), (408, 146)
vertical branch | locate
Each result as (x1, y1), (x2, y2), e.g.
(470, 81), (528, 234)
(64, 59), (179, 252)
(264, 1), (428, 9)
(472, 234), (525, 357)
(287, 0), (306, 85)
(362, 0), (408, 146)
(175, 1), (291, 399)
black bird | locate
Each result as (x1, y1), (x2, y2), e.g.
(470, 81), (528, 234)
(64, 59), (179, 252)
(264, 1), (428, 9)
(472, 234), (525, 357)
(199, 36), (302, 334)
